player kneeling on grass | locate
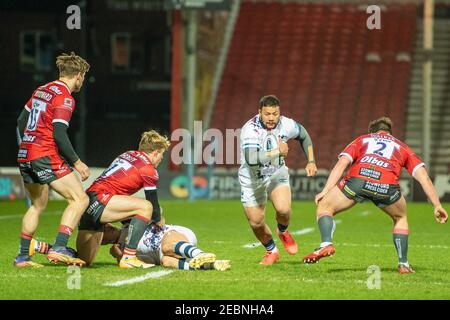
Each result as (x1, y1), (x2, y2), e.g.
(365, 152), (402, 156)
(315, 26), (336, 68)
(103, 223), (231, 271)
(28, 223), (231, 271)
(303, 117), (448, 273)
(75, 130), (170, 268)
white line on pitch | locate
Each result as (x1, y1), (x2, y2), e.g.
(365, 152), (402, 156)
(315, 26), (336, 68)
(290, 227), (315, 236)
(359, 211), (372, 216)
(339, 242), (450, 250)
(104, 270), (174, 287)
(242, 227), (316, 249)
(0, 211), (61, 220)
(243, 242), (262, 248)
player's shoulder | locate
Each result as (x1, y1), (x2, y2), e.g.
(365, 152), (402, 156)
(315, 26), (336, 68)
(129, 150), (159, 177)
(359, 133), (372, 140)
(279, 116), (299, 130)
(241, 115), (263, 136)
(391, 136), (414, 153)
(48, 83), (74, 107)
(242, 115), (262, 129)
(345, 134), (365, 147)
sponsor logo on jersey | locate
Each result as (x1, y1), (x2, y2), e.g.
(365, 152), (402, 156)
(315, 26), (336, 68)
(34, 90), (53, 101)
(86, 200), (100, 214)
(363, 181), (389, 194)
(18, 149), (28, 159)
(360, 155), (389, 168)
(49, 86), (62, 95)
(359, 167), (381, 180)
(121, 153), (138, 163)
(22, 134), (36, 142)
(36, 169), (54, 182)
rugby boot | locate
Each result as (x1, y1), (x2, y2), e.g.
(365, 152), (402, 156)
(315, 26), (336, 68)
(47, 247), (85, 266)
(303, 244), (335, 263)
(277, 228), (298, 255)
(119, 256), (155, 269)
(189, 253), (216, 269)
(14, 255), (43, 268)
(260, 248), (280, 265)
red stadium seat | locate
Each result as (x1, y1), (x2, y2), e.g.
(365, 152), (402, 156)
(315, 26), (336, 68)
(210, 2), (417, 169)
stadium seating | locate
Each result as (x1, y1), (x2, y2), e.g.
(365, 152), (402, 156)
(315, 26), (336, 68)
(210, 2), (417, 169)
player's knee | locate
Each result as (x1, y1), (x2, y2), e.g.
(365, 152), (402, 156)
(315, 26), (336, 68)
(390, 213), (406, 223)
(275, 206), (291, 217)
(161, 256), (171, 267)
(67, 191), (89, 208)
(32, 198), (48, 212)
(249, 218), (265, 230)
(79, 193), (90, 210)
(161, 241), (173, 255)
(139, 201), (153, 219)
(317, 202), (334, 216)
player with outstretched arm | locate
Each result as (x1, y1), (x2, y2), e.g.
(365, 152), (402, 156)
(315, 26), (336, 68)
(303, 117), (448, 273)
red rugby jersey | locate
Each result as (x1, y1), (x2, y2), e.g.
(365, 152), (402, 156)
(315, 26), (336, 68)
(339, 131), (424, 185)
(87, 150), (158, 196)
(18, 80), (75, 162)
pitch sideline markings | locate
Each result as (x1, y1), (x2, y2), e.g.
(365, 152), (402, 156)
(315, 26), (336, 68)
(339, 242), (450, 249)
(0, 211), (61, 220)
(104, 270), (174, 287)
(242, 227), (317, 249)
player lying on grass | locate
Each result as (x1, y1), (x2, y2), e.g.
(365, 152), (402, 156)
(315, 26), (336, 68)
(103, 223), (231, 271)
(29, 223), (231, 271)
(75, 130), (170, 268)
(303, 117), (448, 273)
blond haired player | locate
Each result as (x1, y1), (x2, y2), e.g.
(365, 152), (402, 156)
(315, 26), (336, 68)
(239, 95), (317, 264)
(15, 52), (90, 268)
(76, 131), (191, 269)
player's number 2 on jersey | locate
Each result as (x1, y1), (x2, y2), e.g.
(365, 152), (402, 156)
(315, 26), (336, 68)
(363, 138), (400, 159)
(27, 99), (47, 132)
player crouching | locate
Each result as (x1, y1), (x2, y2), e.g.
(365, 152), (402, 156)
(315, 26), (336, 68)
(75, 130), (170, 268)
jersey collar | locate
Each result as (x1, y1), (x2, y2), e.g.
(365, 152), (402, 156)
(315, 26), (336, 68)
(54, 80), (71, 93)
(137, 150), (154, 165)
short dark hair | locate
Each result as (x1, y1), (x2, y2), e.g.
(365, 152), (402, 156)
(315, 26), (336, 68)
(368, 117), (393, 134)
(259, 95), (280, 109)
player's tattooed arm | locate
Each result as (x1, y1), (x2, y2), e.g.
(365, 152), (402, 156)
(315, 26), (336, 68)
(295, 122), (315, 163)
(16, 108), (30, 140)
(145, 189), (162, 224)
(53, 122), (80, 164)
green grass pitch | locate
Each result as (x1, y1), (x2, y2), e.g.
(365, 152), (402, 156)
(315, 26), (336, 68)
(0, 200), (449, 300)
